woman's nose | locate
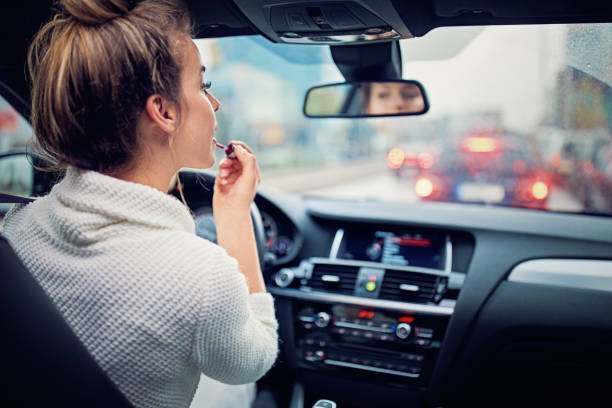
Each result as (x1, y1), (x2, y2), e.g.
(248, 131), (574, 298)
(393, 94), (405, 108)
(208, 92), (220, 112)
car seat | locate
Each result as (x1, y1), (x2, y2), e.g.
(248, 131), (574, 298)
(0, 234), (132, 407)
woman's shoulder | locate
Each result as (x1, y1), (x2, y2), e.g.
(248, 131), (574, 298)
(2, 198), (42, 240)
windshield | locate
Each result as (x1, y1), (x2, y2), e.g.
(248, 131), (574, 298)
(195, 23), (612, 215)
(0, 24), (609, 216)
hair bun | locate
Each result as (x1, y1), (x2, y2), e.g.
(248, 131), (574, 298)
(61, 0), (134, 25)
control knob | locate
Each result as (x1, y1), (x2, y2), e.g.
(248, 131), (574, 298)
(275, 268), (294, 287)
(395, 323), (412, 340)
(314, 312), (331, 328)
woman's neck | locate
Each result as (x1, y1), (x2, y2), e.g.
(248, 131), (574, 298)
(110, 156), (177, 193)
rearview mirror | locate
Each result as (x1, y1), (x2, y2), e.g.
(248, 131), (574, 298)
(303, 80), (429, 118)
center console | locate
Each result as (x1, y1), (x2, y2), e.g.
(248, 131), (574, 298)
(269, 225), (471, 405)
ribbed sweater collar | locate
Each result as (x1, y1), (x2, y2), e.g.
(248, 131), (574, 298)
(42, 167), (195, 245)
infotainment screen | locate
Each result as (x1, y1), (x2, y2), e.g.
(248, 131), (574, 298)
(340, 230), (444, 269)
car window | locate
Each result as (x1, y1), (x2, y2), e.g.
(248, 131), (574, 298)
(196, 23), (612, 215)
(0, 95), (31, 154)
(0, 95), (34, 217)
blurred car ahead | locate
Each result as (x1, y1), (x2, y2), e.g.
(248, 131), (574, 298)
(569, 137), (612, 213)
(414, 132), (551, 209)
(386, 141), (440, 178)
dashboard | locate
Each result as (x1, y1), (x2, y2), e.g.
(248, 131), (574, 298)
(176, 170), (612, 408)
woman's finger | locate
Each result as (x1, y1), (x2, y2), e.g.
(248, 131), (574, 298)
(234, 145), (258, 171)
(218, 157), (243, 175)
(219, 164), (241, 179)
(229, 140), (253, 154)
(218, 157), (234, 170)
(218, 167), (241, 185)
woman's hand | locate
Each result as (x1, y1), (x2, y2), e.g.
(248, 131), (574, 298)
(212, 141), (265, 293)
(213, 141), (260, 217)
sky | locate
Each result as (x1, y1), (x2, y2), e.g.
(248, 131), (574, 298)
(399, 25), (568, 132)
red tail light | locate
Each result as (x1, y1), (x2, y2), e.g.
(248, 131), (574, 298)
(462, 137), (498, 153)
(387, 147), (405, 170)
(415, 177), (435, 198)
(531, 181), (549, 201)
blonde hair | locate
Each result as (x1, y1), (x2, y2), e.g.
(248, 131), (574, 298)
(28, 0), (192, 173)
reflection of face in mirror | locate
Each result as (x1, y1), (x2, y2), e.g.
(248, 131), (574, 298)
(362, 82), (425, 115)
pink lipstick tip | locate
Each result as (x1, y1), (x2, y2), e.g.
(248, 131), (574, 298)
(214, 141), (236, 159)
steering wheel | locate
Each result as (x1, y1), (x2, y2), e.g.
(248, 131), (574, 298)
(174, 169), (268, 272)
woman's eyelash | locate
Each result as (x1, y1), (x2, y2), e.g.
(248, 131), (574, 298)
(201, 81), (212, 91)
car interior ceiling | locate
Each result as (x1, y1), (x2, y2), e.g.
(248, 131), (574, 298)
(1, 1), (612, 408)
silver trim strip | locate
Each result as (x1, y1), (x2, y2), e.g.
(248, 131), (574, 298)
(444, 235), (453, 275)
(321, 274), (340, 283)
(508, 259), (612, 292)
(269, 287), (454, 316)
(329, 229), (344, 260)
(333, 321), (393, 333)
(324, 359), (420, 378)
(309, 257), (450, 277)
(448, 272), (465, 289)
(399, 284), (420, 292)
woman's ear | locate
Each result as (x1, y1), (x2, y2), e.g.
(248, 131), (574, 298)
(144, 94), (178, 134)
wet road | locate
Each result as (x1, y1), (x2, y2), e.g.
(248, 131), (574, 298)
(300, 171), (584, 213)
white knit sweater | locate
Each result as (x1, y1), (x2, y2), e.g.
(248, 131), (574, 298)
(2, 167), (279, 408)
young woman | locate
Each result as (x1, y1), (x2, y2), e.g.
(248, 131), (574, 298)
(2, 1), (278, 407)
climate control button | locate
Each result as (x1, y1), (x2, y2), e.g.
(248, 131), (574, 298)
(315, 312), (331, 328)
(395, 323), (412, 340)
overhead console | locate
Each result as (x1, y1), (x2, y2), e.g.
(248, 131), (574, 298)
(269, 222), (474, 388)
(205, 0), (612, 43)
(231, 0), (413, 44)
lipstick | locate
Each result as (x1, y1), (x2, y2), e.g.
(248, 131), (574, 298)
(214, 139), (236, 159)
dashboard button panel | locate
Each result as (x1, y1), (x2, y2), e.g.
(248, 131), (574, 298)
(294, 302), (449, 384)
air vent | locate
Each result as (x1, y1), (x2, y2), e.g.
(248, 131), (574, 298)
(380, 269), (447, 303)
(308, 264), (359, 295)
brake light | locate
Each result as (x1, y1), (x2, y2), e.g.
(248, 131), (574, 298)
(387, 147), (405, 169)
(531, 181), (549, 200)
(462, 137), (498, 153)
(415, 177), (434, 198)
